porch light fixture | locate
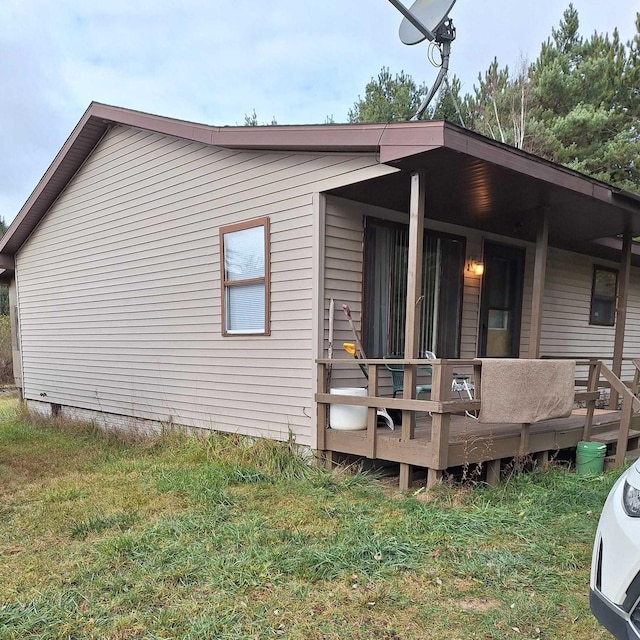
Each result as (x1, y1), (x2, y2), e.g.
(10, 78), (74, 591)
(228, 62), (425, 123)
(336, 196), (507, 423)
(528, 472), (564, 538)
(467, 258), (485, 276)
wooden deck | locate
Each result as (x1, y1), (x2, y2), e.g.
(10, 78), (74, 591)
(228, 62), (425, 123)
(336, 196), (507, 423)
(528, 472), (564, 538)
(324, 408), (636, 471)
(316, 358), (640, 489)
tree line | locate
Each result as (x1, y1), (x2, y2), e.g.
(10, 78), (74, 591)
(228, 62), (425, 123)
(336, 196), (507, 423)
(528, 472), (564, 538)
(349, 4), (640, 193)
(247, 5), (638, 193)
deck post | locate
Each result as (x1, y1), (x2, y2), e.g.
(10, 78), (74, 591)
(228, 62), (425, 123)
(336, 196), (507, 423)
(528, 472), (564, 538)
(519, 423), (531, 456)
(317, 363), (327, 451)
(582, 360), (601, 441)
(486, 459), (501, 485)
(428, 360), (451, 486)
(399, 171), (426, 490)
(615, 395), (633, 467)
(366, 364), (379, 460)
(528, 207), (549, 359)
(317, 362), (334, 469)
(535, 450), (549, 469)
(611, 230), (632, 409)
(427, 468), (443, 488)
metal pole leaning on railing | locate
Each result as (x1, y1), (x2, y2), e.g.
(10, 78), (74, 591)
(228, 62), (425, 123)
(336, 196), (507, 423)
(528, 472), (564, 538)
(342, 305), (365, 359)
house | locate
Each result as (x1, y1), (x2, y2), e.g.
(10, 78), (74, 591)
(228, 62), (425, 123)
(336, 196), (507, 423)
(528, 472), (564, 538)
(2, 102), (640, 486)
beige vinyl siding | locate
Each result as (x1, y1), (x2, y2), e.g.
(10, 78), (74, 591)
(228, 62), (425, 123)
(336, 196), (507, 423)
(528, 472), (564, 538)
(540, 248), (615, 359)
(624, 269), (640, 379)
(538, 247), (640, 380)
(16, 125), (392, 447)
(460, 235), (483, 359)
(323, 197), (368, 389)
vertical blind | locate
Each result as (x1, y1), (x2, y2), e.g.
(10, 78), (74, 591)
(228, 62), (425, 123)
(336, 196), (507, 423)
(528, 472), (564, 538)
(364, 220), (464, 358)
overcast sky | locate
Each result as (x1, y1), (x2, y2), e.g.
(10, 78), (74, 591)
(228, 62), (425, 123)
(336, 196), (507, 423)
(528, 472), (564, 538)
(1, 0), (638, 222)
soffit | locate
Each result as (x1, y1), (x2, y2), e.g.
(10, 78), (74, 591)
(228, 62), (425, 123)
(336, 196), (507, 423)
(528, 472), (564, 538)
(328, 147), (640, 263)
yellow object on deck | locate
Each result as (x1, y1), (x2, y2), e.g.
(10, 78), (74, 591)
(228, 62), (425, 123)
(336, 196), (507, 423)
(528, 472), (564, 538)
(343, 342), (357, 357)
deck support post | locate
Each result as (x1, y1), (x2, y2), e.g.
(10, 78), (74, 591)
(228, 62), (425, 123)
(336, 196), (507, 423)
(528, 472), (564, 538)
(399, 464), (412, 491)
(323, 450), (336, 470)
(317, 362), (334, 470)
(399, 171), (426, 490)
(317, 363), (327, 453)
(519, 423), (531, 456)
(528, 207), (549, 359)
(427, 468), (443, 488)
(486, 459), (501, 485)
(611, 230), (632, 409)
(535, 450), (549, 469)
(615, 397), (633, 467)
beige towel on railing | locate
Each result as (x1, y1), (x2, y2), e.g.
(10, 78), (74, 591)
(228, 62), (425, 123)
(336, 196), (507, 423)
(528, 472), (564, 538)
(479, 359), (575, 424)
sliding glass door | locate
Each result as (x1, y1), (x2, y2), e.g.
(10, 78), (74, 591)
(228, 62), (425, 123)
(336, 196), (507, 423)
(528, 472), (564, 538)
(363, 219), (465, 358)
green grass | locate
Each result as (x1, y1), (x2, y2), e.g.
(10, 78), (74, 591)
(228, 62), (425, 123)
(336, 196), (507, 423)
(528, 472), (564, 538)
(0, 398), (618, 639)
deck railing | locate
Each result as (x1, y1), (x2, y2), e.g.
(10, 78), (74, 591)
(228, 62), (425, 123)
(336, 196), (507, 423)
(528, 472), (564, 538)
(316, 358), (637, 484)
(317, 358), (480, 461)
(597, 361), (640, 466)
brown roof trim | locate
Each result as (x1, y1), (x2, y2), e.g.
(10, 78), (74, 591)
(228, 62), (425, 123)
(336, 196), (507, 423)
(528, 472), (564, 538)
(0, 102), (445, 255)
(1, 101), (635, 257)
(0, 105), (111, 254)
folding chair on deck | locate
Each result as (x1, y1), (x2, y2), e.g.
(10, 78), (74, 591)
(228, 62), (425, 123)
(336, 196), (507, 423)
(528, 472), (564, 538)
(384, 351), (436, 399)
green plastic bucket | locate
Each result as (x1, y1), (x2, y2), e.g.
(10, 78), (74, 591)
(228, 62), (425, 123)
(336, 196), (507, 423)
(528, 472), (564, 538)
(576, 441), (607, 475)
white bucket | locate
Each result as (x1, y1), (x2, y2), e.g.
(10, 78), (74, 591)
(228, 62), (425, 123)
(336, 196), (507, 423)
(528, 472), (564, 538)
(329, 387), (368, 431)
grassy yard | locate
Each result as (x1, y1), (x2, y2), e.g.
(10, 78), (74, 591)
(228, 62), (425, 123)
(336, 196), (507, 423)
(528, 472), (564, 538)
(0, 397), (617, 640)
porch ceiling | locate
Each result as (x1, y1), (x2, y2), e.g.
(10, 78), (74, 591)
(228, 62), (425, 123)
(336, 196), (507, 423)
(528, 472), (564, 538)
(328, 147), (640, 264)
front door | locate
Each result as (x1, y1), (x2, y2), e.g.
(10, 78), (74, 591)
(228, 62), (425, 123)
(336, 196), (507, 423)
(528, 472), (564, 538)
(478, 242), (525, 358)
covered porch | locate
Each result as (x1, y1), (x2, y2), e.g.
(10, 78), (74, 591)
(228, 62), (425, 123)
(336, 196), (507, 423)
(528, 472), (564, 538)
(315, 123), (640, 488)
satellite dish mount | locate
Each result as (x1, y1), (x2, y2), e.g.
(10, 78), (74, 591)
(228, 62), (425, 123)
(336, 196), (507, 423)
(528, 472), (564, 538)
(387, 0), (457, 120)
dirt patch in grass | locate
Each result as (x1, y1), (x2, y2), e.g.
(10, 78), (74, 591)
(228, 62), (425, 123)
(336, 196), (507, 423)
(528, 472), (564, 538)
(458, 597), (499, 612)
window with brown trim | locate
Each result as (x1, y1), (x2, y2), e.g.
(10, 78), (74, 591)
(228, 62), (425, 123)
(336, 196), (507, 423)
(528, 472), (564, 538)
(589, 265), (617, 326)
(220, 217), (270, 335)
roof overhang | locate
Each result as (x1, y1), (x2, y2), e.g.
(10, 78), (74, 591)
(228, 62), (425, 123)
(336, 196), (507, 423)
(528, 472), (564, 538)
(1, 101), (639, 269)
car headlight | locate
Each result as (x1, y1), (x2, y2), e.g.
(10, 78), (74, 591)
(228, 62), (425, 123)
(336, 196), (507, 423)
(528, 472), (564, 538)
(623, 480), (640, 517)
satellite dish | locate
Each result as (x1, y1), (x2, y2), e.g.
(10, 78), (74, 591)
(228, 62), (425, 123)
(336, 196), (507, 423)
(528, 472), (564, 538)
(387, 0), (459, 121)
(399, 0), (456, 45)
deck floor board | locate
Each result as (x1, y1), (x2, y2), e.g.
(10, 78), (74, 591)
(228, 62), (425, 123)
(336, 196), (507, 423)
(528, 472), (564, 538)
(324, 409), (634, 471)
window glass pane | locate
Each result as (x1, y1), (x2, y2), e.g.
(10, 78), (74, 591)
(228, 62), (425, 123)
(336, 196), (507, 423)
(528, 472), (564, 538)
(436, 238), (464, 358)
(363, 220), (463, 358)
(226, 283), (265, 332)
(488, 258), (510, 308)
(224, 226), (264, 281)
(590, 267), (617, 326)
(488, 309), (509, 330)
(363, 225), (393, 358)
(594, 270), (616, 297)
(591, 298), (615, 325)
